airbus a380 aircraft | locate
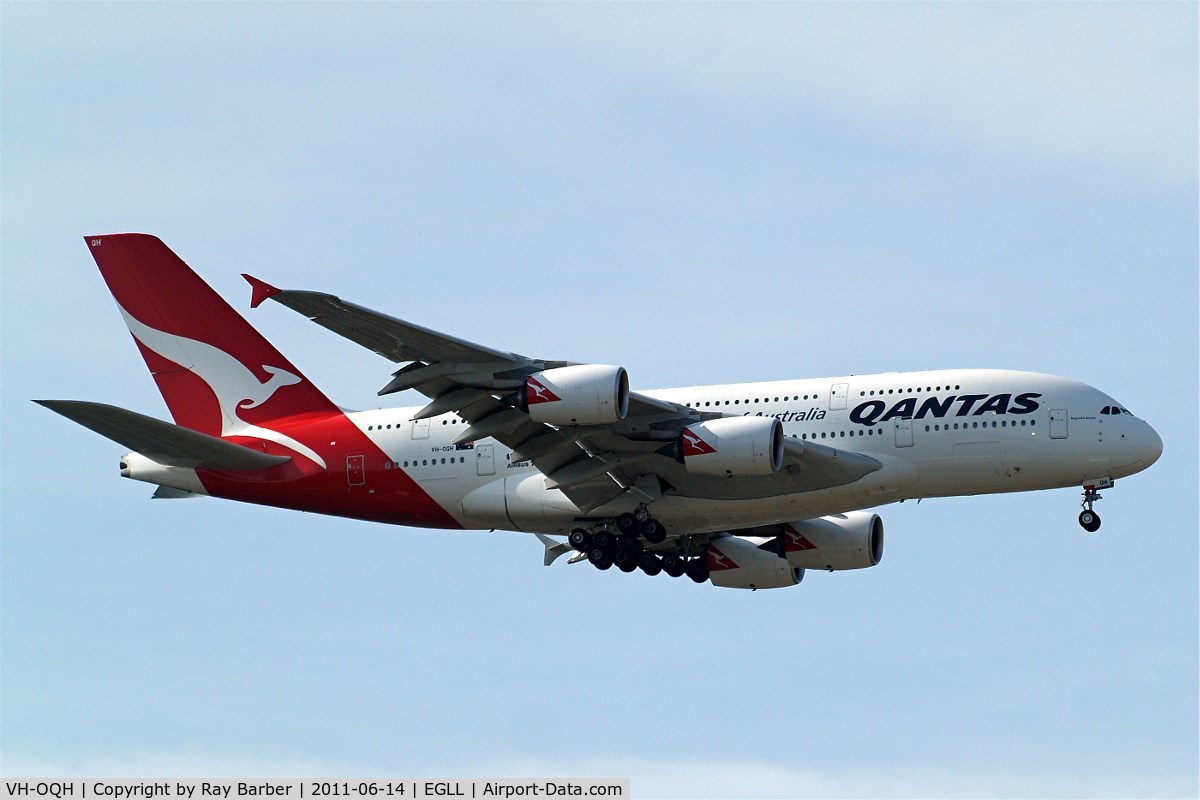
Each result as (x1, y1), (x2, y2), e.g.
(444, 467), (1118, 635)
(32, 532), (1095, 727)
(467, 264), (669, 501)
(39, 234), (1163, 590)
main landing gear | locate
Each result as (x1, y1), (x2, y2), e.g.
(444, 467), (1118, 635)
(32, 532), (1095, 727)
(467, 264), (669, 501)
(1079, 485), (1103, 533)
(567, 514), (709, 583)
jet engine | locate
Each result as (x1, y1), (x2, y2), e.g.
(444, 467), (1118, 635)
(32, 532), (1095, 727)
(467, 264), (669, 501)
(517, 364), (629, 425)
(707, 535), (804, 590)
(677, 416), (784, 476)
(780, 511), (884, 571)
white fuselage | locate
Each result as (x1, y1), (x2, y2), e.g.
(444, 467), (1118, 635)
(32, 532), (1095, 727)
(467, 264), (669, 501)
(336, 369), (1161, 536)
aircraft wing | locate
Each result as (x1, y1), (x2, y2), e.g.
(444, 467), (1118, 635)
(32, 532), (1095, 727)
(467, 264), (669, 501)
(247, 277), (881, 513)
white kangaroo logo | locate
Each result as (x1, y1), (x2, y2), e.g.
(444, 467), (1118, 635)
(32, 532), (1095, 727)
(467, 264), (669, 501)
(682, 429), (714, 454)
(119, 306), (327, 468)
(784, 526), (815, 550)
(527, 378), (557, 401)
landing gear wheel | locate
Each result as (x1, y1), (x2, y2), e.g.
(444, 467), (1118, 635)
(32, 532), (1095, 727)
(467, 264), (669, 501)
(640, 518), (667, 544)
(638, 552), (663, 576)
(587, 548), (612, 569)
(616, 513), (639, 535)
(617, 536), (644, 557)
(593, 530), (614, 550)
(612, 542), (642, 571)
(685, 558), (710, 583)
(568, 528), (592, 551)
(662, 554), (685, 578)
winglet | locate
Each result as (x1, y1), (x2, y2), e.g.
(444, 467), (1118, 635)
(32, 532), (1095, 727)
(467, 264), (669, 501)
(243, 274), (282, 309)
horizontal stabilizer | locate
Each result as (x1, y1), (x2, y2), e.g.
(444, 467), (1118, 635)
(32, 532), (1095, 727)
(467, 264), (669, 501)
(35, 400), (292, 471)
(152, 485), (201, 499)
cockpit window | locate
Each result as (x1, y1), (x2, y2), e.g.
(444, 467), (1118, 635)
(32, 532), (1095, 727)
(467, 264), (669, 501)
(1101, 406), (1134, 416)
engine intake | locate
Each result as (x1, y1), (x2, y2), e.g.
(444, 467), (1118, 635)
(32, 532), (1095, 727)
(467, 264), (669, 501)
(518, 364), (629, 426)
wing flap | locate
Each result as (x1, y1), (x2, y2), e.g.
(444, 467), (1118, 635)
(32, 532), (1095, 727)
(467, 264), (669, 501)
(36, 400), (292, 471)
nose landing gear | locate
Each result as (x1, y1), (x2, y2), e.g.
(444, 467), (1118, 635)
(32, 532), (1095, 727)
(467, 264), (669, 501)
(1079, 484), (1104, 532)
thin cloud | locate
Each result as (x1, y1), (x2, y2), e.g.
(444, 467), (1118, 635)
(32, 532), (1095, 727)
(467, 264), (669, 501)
(543, 3), (1197, 187)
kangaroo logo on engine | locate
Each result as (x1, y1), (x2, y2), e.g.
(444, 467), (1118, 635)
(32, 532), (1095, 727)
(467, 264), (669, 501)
(525, 377), (561, 405)
(680, 427), (717, 456)
(849, 392), (1042, 427)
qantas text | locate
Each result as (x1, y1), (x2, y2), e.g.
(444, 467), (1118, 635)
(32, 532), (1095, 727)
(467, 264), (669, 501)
(848, 392), (1042, 427)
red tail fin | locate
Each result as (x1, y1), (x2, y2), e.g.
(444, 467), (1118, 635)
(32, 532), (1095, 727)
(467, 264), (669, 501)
(84, 234), (339, 442)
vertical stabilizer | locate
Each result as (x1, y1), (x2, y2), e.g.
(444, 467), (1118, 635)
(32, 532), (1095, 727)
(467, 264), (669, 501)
(83, 235), (338, 451)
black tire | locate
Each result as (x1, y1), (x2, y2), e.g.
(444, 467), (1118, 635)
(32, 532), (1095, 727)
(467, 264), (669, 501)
(568, 528), (592, 551)
(616, 558), (638, 573)
(685, 558), (709, 583)
(617, 536), (644, 557)
(662, 554), (685, 578)
(640, 518), (667, 544)
(1079, 510), (1101, 533)
(616, 513), (639, 535)
(638, 552), (663, 576)
(593, 530), (614, 550)
(587, 548), (608, 566)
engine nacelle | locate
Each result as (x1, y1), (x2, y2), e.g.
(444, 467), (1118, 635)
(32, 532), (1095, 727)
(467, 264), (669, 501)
(780, 511), (884, 571)
(678, 416), (784, 476)
(707, 535), (804, 590)
(518, 365), (629, 425)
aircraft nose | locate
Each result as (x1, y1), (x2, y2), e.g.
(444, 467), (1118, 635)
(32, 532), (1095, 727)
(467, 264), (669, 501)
(1141, 421), (1164, 467)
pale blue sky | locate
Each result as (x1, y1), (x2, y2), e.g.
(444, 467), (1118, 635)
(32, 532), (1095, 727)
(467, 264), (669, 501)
(2, 3), (1197, 798)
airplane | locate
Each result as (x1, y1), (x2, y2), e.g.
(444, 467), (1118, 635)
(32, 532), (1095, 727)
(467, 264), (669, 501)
(37, 234), (1164, 590)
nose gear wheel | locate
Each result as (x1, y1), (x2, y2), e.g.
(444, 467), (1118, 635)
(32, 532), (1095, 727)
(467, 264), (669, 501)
(1079, 486), (1103, 532)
